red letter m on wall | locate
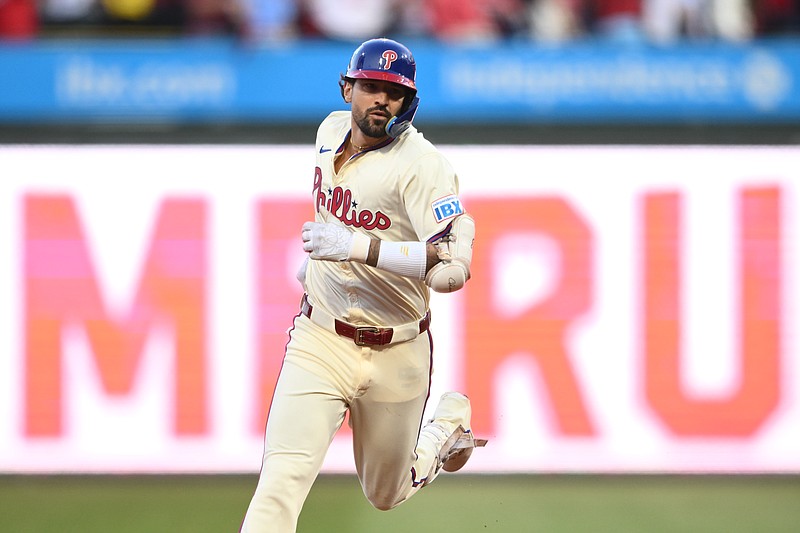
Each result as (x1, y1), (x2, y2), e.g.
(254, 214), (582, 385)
(24, 195), (208, 437)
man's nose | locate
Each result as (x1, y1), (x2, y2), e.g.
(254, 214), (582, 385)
(373, 90), (389, 105)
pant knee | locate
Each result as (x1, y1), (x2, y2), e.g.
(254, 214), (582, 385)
(361, 464), (415, 510)
(364, 483), (408, 511)
(368, 494), (403, 511)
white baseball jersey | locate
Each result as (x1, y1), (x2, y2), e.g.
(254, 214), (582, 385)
(306, 110), (464, 326)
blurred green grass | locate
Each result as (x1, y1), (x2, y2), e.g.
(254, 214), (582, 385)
(1, 474), (799, 532)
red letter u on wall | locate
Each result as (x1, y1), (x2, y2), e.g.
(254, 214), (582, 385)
(643, 187), (781, 436)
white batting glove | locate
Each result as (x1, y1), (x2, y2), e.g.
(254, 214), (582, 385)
(301, 221), (371, 262)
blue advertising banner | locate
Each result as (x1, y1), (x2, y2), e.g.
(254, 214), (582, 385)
(0, 38), (798, 123)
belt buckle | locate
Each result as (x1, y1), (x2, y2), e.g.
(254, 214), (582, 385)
(354, 326), (381, 346)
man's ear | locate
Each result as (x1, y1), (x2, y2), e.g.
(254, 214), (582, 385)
(343, 81), (353, 103)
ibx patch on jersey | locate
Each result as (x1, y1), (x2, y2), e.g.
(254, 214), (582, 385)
(431, 194), (464, 223)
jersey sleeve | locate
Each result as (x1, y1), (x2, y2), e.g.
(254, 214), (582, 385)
(400, 151), (464, 242)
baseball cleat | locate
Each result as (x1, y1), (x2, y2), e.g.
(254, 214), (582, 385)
(429, 392), (489, 473)
(439, 425), (488, 472)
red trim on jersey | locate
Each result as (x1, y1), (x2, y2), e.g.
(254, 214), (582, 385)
(341, 130), (396, 162)
(364, 135), (395, 152)
(427, 221), (454, 244)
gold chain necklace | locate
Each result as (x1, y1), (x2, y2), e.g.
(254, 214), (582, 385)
(350, 138), (377, 152)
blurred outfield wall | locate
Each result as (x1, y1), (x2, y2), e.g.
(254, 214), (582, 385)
(2, 37), (798, 475)
(1, 145), (800, 474)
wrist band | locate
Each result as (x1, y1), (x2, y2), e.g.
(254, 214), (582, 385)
(376, 241), (427, 280)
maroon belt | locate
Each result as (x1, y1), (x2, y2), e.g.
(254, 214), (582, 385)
(300, 294), (430, 346)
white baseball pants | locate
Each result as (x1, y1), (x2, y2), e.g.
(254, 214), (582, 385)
(240, 313), (442, 532)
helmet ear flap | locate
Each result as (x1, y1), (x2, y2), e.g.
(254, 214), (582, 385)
(386, 95), (419, 138)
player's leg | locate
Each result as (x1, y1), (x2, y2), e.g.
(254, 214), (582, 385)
(349, 332), (477, 509)
(347, 334), (431, 510)
(241, 317), (351, 533)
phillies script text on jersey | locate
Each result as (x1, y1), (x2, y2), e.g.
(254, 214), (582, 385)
(313, 167), (391, 230)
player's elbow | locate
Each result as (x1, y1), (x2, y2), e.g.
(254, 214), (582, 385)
(425, 259), (470, 293)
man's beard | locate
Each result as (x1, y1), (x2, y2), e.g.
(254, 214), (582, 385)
(354, 107), (390, 139)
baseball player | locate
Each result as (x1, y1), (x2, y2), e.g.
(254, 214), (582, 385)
(240, 37), (485, 532)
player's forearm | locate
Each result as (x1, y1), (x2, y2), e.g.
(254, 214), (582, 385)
(363, 235), (472, 294)
(364, 239), (439, 276)
(301, 221), (431, 280)
(301, 219), (473, 292)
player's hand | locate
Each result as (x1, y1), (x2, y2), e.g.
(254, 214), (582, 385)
(301, 222), (370, 262)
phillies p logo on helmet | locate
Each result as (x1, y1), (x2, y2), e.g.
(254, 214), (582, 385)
(344, 38), (417, 91)
(381, 50), (398, 70)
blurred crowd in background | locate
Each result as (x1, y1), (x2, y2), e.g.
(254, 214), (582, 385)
(1, 0), (799, 44)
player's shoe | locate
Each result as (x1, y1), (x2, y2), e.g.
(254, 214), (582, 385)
(427, 392), (488, 473)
